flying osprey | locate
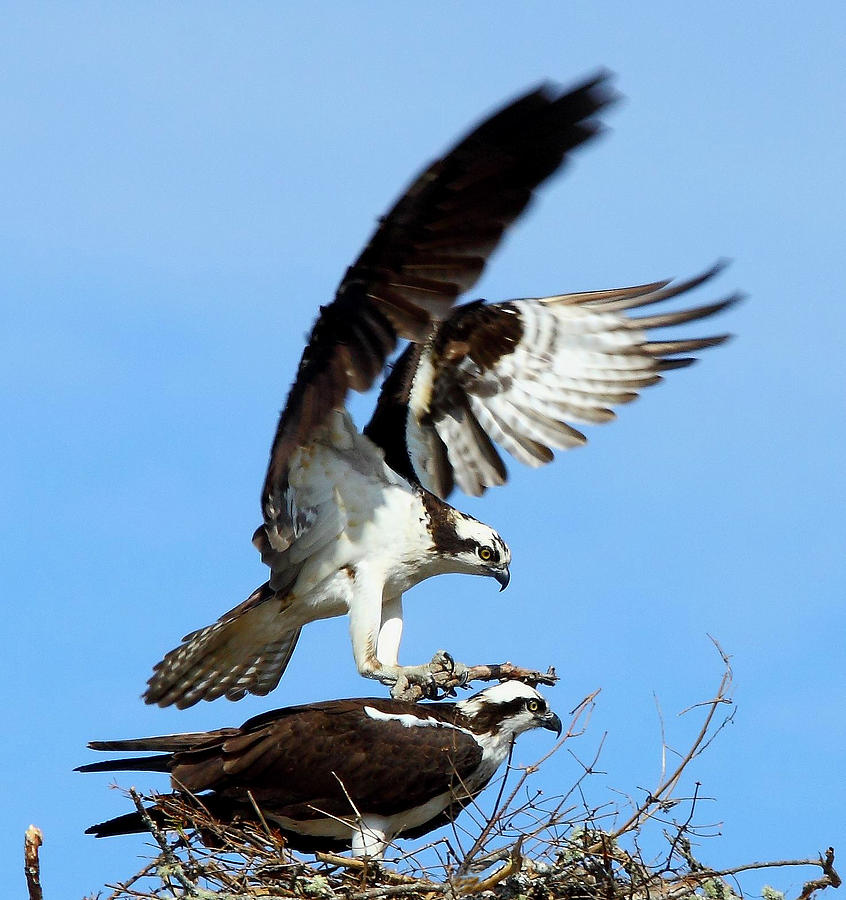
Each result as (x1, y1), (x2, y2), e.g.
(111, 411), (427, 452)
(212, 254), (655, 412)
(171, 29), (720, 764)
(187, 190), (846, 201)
(144, 72), (737, 709)
(80, 681), (561, 858)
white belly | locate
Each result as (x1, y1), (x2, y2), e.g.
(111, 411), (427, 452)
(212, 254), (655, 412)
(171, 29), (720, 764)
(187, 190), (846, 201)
(267, 789), (466, 844)
(284, 411), (431, 605)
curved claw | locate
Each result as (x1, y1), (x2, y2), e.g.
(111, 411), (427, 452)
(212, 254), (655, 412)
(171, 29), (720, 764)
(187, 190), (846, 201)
(422, 675), (440, 700)
(431, 682), (456, 700)
(382, 654), (476, 702)
(430, 649), (456, 674)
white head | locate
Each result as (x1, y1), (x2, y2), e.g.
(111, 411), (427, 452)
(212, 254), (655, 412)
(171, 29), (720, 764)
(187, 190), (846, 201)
(422, 495), (511, 589)
(457, 681), (561, 738)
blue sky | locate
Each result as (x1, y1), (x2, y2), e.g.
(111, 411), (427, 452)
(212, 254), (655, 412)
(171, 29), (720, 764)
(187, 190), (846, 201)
(3, 3), (844, 895)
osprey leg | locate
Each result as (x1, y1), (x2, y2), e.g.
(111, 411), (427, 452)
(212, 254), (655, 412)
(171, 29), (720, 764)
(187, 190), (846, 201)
(347, 572), (452, 692)
(350, 816), (391, 859)
(376, 595), (404, 667)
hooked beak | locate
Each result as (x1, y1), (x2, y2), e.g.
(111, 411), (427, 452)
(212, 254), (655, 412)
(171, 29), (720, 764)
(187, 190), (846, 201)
(492, 565), (511, 592)
(542, 711), (563, 738)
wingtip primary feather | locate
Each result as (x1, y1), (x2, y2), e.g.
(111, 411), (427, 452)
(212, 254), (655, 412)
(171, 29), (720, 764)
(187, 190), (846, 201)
(642, 334), (731, 356)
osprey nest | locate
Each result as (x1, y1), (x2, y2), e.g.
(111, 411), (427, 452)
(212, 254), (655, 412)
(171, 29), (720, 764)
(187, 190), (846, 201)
(26, 660), (841, 900)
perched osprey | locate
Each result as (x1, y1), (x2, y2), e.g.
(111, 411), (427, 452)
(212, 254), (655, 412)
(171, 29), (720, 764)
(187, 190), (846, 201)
(80, 681), (561, 858)
(145, 72), (737, 709)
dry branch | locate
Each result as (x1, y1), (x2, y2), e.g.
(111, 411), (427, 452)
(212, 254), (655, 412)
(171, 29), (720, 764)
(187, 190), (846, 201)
(394, 661), (559, 702)
(24, 825), (44, 900)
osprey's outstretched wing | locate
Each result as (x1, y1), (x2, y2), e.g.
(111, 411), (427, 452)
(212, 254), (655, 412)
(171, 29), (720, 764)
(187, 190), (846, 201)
(261, 74), (615, 550)
(365, 264), (740, 498)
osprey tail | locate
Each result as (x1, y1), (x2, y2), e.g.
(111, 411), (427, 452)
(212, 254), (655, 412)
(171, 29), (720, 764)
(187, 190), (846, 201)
(76, 729), (241, 775)
(85, 808), (156, 838)
(76, 753), (172, 775)
(84, 794), (238, 839)
(144, 582), (302, 709)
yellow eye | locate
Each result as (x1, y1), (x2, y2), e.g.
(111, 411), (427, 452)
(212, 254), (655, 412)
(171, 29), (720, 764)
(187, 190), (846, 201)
(478, 546), (493, 561)
(527, 699), (540, 712)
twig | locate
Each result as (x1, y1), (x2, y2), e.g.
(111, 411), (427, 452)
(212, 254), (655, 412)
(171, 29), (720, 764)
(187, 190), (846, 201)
(654, 690), (669, 784)
(697, 853), (839, 883)
(453, 836), (524, 894)
(460, 662), (559, 688)
(103, 860), (158, 900)
(315, 852), (424, 885)
(349, 883), (445, 899)
(246, 789), (286, 858)
(397, 661), (559, 702)
(24, 826), (44, 900)
(485, 739), (515, 834)
(664, 781), (702, 866)
(628, 852), (840, 898)
(128, 788), (200, 897)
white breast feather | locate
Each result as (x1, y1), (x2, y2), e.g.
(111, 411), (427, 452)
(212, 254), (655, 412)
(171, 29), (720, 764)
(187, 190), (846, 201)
(277, 409), (426, 595)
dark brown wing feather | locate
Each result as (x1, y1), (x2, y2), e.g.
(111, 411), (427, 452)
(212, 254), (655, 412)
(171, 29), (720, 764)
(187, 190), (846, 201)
(207, 700), (484, 820)
(261, 73), (615, 547)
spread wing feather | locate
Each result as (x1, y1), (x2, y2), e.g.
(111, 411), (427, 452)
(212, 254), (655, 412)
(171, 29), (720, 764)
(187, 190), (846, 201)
(367, 263), (740, 498)
(261, 74), (615, 549)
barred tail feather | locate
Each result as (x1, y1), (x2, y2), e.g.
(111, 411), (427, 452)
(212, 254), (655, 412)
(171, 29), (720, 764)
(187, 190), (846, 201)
(144, 584), (302, 709)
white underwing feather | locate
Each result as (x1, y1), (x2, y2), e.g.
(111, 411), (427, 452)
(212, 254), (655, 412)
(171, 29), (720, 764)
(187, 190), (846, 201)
(405, 269), (732, 497)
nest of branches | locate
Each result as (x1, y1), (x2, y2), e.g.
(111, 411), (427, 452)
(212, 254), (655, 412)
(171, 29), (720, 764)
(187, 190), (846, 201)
(25, 650), (840, 900)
